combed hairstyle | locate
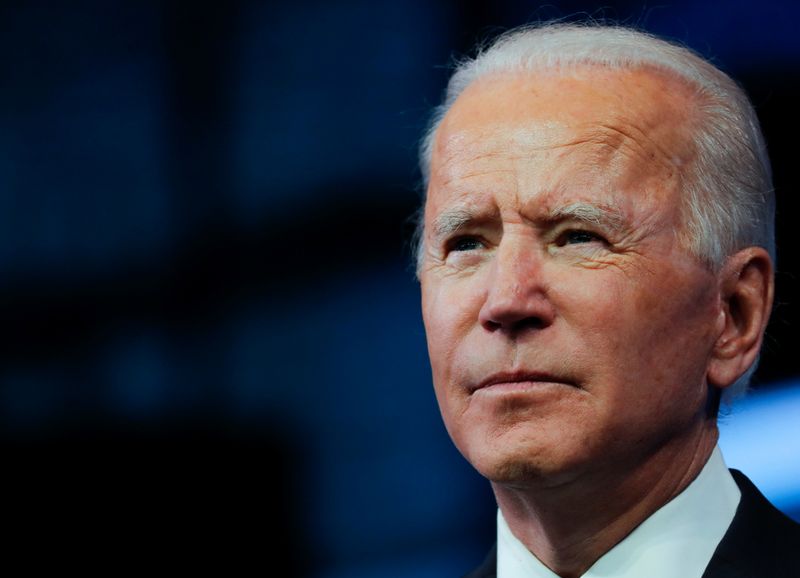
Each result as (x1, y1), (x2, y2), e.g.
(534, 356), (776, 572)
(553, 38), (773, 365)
(416, 23), (775, 401)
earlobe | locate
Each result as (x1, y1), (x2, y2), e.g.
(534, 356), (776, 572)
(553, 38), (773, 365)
(707, 247), (774, 389)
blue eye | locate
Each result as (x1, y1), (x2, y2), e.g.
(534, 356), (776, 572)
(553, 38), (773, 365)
(449, 236), (482, 252)
(559, 230), (603, 246)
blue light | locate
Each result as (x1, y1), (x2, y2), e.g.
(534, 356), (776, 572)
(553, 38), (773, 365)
(719, 382), (800, 519)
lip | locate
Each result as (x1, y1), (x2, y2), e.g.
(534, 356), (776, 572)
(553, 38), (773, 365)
(471, 370), (575, 394)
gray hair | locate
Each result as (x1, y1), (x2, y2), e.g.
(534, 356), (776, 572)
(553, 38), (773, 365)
(416, 23), (775, 400)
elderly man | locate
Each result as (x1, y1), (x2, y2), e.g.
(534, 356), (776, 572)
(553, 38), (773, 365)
(416, 24), (800, 578)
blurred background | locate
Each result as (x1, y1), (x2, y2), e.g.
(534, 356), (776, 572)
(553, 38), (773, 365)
(2, 0), (799, 575)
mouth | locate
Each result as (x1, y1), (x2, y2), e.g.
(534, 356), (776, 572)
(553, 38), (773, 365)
(470, 371), (576, 394)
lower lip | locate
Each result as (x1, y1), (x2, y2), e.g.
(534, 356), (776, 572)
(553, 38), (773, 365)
(474, 381), (567, 395)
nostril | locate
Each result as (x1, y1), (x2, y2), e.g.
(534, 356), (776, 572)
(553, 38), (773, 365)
(478, 277), (555, 332)
(481, 315), (546, 334)
(513, 317), (545, 333)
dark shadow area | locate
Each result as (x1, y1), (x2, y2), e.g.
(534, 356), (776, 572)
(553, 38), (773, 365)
(5, 420), (304, 573)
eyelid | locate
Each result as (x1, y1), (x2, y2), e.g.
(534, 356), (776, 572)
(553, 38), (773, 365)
(445, 234), (485, 253)
(554, 227), (610, 247)
(567, 227), (606, 239)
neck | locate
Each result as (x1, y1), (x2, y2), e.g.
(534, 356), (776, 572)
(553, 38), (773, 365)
(493, 421), (718, 578)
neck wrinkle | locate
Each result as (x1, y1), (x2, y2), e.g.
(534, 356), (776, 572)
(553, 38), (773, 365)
(492, 420), (718, 577)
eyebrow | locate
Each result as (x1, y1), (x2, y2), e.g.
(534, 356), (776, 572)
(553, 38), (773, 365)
(428, 200), (629, 250)
(546, 202), (627, 233)
(430, 207), (479, 244)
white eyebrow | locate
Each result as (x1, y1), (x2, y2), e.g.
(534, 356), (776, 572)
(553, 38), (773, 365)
(427, 200), (627, 249)
(547, 202), (626, 232)
(430, 207), (476, 242)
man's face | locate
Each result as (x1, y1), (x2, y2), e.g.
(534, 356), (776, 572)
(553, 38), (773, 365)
(419, 67), (725, 486)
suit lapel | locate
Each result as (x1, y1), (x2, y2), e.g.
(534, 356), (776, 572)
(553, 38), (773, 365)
(702, 470), (800, 578)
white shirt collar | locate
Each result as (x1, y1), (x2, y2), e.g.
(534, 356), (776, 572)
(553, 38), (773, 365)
(497, 446), (741, 578)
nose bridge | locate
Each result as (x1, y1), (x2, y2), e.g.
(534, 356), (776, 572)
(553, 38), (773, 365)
(491, 231), (545, 304)
(495, 231), (541, 292)
(479, 230), (553, 331)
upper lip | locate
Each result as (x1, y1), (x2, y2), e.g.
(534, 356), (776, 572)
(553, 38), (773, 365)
(472, 370), (573, 393)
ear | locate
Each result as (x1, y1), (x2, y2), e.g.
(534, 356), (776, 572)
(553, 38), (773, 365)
(707, 247), (774, 389)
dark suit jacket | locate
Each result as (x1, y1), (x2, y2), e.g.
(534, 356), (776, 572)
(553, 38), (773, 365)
(464, 470), (800, 578)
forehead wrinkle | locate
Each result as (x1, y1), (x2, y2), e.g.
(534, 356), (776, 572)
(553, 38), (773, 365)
(438, 168), (517, 189)
(434, 144), (511, 189)
(435, 123), (593, 173)
(594, 122), (686, 171)
(435, 131), (503, 171)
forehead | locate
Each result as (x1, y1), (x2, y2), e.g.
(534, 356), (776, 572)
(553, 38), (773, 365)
(429, 66), (697, 210)
(439, 65), (697, 149)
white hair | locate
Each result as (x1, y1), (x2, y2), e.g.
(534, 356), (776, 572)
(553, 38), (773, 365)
(416, 23), (775, 401)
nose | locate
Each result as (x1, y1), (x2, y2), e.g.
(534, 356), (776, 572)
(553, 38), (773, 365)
(478, 238), (555, 334)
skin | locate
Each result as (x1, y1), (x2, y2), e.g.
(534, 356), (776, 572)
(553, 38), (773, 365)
(419, 66), (773, 577)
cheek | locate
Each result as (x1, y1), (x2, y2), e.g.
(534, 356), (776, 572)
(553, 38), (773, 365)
(422, 278), (476, 389)
(423, 275), (483, 351)
(421, 275), (491, 428)
(565, 267), (718, 400)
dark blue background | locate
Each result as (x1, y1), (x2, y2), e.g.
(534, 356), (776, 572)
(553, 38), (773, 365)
(3, 1), (799, 575)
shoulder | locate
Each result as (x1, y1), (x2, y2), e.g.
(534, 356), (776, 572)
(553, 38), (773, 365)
(703, 469), (800, 578)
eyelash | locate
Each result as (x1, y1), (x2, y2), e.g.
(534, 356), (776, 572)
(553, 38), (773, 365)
(447, 236), (483, 253)
(443, 229), (608, 257)
(555, 229), (607, 247)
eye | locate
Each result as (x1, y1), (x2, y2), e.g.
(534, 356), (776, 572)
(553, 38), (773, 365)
(556, 230), (605, 247)
(447, 236), (483, 252)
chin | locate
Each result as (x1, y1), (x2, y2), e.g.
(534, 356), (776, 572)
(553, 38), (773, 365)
(480, 457), (550, 486)
(463, 435), (590, 488)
